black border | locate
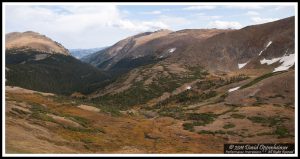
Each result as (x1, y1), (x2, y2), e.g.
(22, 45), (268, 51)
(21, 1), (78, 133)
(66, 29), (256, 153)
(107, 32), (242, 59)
(1, 1), (298, 158)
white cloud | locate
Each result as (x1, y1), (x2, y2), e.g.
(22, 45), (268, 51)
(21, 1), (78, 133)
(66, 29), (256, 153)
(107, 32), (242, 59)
(142, 10), (161, 15)
(194, 13), (206, 16)
(224, 5), (264, 10)
(162, 8), (171, 11)
(208, 20), (242, 29)
(198, 15), (222, 20)
(191, 13), (222, 20)
(5, 5), (168, 48)
(246, 11), (259, 16)
(183, 5), (216, 10)
(274, 5), (295, 10)
(6, 5), (121, 33)
(159, 15), (190, 24)
(251, 17), (278, 24)
(113, 20), (169, 31)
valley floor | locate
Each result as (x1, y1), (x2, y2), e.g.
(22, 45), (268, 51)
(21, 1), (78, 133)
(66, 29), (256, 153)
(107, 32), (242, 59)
(5, 70), (295, 154)
(5, 86), (224, 154)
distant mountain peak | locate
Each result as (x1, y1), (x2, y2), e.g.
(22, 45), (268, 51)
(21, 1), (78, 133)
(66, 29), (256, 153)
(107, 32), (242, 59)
(5, 31), (70, 56)
(82, 16), (294, 74)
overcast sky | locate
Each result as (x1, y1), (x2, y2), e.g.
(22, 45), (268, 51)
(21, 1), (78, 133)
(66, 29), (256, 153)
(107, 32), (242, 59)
(5, 3), (296, 49)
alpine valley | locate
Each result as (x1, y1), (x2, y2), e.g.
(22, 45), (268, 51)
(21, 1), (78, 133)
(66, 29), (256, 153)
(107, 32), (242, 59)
(5, 16), (295, 153)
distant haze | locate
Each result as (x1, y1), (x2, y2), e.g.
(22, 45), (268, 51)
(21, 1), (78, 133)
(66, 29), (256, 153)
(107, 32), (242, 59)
(69, 47), (106, 59)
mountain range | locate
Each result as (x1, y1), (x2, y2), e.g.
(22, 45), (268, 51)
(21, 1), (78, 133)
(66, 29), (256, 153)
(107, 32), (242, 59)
(69, 47), (106, 59)
(82, 16), (294, 74)
(5, 16), (296, 153)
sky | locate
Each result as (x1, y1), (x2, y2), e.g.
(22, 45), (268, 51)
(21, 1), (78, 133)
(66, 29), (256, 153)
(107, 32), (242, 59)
(4, 3), (296, 49)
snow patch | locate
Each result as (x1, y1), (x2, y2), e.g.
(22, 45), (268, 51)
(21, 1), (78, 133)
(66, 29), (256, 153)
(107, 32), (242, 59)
(238, 61), (249, 69)
(273, 53), (295, 72)
(169, 48), (176, 53)
(266, 41), (272, 47)
(260, 52), (295, 72)
(228, 86), (240, 92)
(260, 57), (281, 65)
(258, 41), (272, 56)
(186, 86), (191, 90)
(159, 48), (176, 58)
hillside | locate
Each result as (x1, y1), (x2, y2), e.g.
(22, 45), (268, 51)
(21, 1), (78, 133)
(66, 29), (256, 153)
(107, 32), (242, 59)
(83, 16), (294, 75)
(171, 16), (295, 72)
(5, 86), (225, 153)
(5, 32), (110, 95)
(87, 16), (295, 108)
(82, 29), (229, 75)
(6, 31), (70, 56)
(78, 17), (295, 149)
